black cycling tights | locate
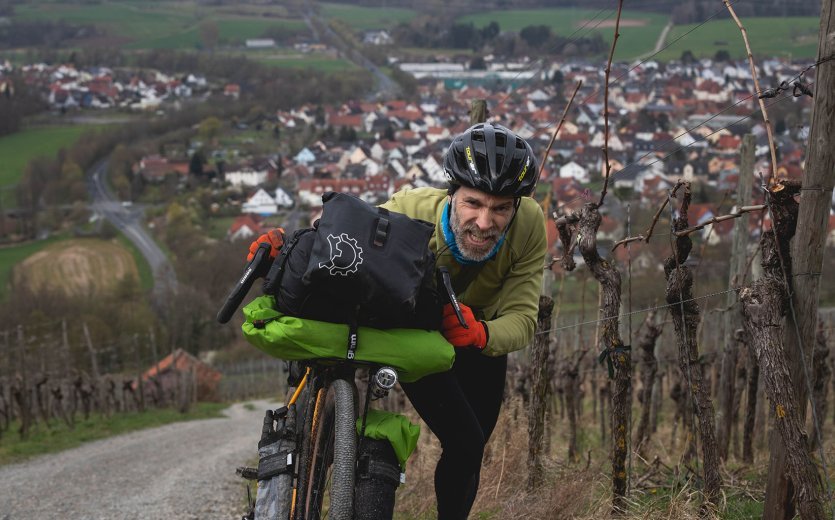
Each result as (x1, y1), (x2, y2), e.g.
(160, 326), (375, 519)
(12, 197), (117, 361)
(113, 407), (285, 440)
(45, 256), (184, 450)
(401, 349), (507, 520)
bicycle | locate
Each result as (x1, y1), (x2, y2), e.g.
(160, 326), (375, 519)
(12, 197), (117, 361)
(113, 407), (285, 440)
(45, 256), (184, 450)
(218, 242), (455, 520)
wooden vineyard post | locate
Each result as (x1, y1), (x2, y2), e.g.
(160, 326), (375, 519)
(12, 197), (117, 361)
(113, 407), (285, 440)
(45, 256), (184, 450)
(716, 134), (755, 461)
(739, 180), (826, 520)
(764, 0), (835, 516)
(527, 296), (554, 490)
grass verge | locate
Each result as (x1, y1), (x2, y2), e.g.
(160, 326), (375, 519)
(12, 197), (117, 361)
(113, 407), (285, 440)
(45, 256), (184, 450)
(0, 402), (227, 466)
(114, 233), (153, 292)
(0, 126), (88, 207)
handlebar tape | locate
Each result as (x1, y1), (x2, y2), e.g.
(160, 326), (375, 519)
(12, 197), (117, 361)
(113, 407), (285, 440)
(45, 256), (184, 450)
(216, 242), (271, 324)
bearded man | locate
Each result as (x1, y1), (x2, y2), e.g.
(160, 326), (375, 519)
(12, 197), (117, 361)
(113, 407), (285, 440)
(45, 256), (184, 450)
(246, 123), (547, 519)
(378, 123), (547, 519)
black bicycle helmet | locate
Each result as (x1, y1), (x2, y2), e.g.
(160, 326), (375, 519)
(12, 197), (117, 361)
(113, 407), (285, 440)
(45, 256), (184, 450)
(443, 123), (538, 198)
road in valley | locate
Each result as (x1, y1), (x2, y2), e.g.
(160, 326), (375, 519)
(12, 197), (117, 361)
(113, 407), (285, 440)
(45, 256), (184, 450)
(87, 160), (178, 299)
(302, 2), (402, 100)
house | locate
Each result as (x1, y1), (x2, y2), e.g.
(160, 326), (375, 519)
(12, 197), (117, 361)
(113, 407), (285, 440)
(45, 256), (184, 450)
(140, 349), (222, 402)
(298, 178), (370, 206)
(274, 187), (294, 208)
(294, 147), (316, 165)
(136, 155), (189, 183)
(363, 30), (393, 45)
(241, 188), (279, 215)
(228, 214), (268, 241)
(559, 161), (590, 184)
(246, 39), (276, 48)
(224, 83), (240, 99)
(225, 167), (268, 187)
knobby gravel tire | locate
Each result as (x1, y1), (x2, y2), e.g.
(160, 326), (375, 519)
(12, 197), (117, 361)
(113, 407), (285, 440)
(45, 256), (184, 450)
(304, 378), (356, 520)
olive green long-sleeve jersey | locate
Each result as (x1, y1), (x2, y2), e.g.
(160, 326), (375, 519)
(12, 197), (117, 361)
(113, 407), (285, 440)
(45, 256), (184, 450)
(380, 187), (547, 356)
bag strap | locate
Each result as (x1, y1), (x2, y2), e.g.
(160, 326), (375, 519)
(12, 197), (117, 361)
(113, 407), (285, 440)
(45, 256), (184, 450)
(451, 262), (486, 296)
(373, 207), (390, 248)
(262, 228), (314, 295)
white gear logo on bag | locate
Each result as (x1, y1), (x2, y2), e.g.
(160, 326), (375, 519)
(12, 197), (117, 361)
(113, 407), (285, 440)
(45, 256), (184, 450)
(319, 233), (364, 276)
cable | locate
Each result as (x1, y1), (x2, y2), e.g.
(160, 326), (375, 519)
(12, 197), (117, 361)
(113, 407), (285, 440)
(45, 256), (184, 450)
(538, 288), (738, 336)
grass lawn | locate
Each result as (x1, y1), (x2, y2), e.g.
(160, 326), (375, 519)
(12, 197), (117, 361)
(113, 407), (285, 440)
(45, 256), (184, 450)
(0, 402), (226, 466)
(0, 126), (88, 207)
(115, 233), (153, 292)
(319, 2), (416, 30)
(460, 8), (670, 60)
(14, 2), (192, 46)
(255, 54), (357, 72)
(130, 18), (309, 50)
(206, 215), (238, 241)
(655, 17), (819, 61)
(13, 2), (308, 49)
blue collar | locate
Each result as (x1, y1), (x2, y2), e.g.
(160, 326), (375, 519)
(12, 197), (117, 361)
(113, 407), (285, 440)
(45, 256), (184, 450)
(441, 200), (505, 265)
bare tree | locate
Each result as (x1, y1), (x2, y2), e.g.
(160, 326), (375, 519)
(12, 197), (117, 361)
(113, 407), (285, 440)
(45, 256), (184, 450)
(738, 179), (825, 519)
(664, 183), (722, 509)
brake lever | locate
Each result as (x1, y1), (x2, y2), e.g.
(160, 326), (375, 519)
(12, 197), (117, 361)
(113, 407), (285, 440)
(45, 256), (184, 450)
(439, 266), (468, 329)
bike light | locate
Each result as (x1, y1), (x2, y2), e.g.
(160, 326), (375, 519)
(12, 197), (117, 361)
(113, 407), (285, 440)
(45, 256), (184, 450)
(374, 367), (398, 390)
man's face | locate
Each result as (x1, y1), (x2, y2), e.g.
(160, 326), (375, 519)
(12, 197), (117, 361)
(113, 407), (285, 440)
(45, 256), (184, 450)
(449, 185), (515, 261)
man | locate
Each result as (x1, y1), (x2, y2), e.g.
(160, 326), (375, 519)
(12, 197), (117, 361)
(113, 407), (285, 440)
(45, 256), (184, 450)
(248, 123), (547, 518)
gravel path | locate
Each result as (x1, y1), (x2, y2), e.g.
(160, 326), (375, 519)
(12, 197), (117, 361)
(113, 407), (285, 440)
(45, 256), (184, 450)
(0, 401), (276, 520)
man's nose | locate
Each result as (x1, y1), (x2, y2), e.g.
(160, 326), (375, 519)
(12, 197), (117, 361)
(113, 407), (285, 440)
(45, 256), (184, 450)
(475, 208), (493, 230)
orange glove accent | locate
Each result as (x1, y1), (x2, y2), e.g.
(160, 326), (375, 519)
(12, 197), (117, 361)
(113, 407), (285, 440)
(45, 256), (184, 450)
(247, 228), (285, 262)
(441, 303), (487, 349)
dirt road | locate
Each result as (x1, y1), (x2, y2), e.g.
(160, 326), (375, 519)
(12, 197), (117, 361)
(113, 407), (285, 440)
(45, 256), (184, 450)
(0, 401), (274, 520)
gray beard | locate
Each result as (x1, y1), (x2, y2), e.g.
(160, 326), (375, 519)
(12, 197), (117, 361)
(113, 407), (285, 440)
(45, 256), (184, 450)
(449, 203), (499, 262)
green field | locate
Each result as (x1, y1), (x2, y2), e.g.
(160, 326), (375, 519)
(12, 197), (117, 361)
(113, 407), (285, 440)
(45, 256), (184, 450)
(319, 2), (417, 30)
(13, 1), (309, 49)
(128, 18), (309, 50)
(115, 233), (153, 292)
(461, 8), (670, 60)
(0, 126), (88, 207)
(255, 54), (357, 72)
(655, 17), (819, 61)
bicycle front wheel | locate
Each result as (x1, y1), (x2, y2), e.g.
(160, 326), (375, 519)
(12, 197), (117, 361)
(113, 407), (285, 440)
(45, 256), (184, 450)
(304, 378), (356, 520)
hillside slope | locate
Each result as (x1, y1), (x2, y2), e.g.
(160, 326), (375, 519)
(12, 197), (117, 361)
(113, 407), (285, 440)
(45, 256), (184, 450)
(12, 238), (139, 297)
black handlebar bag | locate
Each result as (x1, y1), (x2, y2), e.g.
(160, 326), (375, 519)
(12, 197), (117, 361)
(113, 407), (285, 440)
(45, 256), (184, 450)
(267, 191), (439, 330)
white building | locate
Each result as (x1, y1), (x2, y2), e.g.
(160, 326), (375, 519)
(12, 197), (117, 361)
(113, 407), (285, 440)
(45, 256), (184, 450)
(274, 187), (294, 208)
(246, 39), (276, 48)
(242, 188), (278, 215)
(225, 168), (268, 187)
(559, 161), (590, 184)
